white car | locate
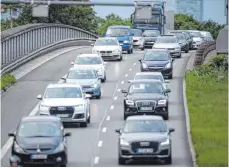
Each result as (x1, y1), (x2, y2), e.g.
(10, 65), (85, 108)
(37, 83), (91, 127)
(153, 35), (182, 58)
(71, 53), (107, 82)
(187, 30), (204, 48)
(92, 37), (123, 61)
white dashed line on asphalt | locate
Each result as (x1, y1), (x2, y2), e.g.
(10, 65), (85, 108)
(98, 141), (103, 147)
(125, 74), (128, 77)
(121, 81), (124, 84)
(129, 68), (132, 71)
(102, 127), (107, 133)
(94, 157), (99, 164)
(110, 105), (114, 110)
(114, 96), (117, 100)
(117, 89), (121, 92)
(106, 116), (111, 121)
(133, 63), (136, 66)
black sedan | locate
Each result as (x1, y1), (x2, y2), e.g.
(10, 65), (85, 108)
(139, 49), (174, 79)
(8, 116), (71, 167)
(115, 115), (175, 165)
(122, 79), (171, 120)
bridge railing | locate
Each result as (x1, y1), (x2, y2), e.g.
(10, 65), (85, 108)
(1, 23), (98, 75)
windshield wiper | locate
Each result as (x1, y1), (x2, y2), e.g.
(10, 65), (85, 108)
(25, 135), (52, 138)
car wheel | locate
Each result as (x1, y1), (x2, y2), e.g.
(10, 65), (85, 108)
(96, 92), (101, 99)
(87, 116), (90, 123)
(101, 75), (106, 82)
(164, 153), (172, 164)
(185, 47), (189, 53)
(168, 73), (173, 79)
(127, 49), (131, 54)
(163, 113), (169, 120)
(177, 54), (181, 58)
(118, 156), (126, 165)
(124, 113), (128, 120)
(117, 55), (122, 61)
(80, 122), (87, 127)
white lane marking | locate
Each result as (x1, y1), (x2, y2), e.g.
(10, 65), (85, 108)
(98, 141), (103, 147)
(110, 105), (114, 110)
(121, 81), (124, 84)
(102, 127), (107, 132)
(125, 74), (128, 77)
(117, 89), (121, 92)
(133, 63), (136, 66)
(114, 96), (117, 100)
(129, 68), (132, 71)
(106, 116), (111, 121)
(94, 157), (99, 164)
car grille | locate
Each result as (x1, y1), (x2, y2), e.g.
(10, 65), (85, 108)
(24, 148), (52, 153)
(49, 106), (74, 117)
(135, 101), (156, 112)
(131, 141), (159, 153)
(133, 40), (138, 42)
(119, 40), (123, 43)
(82, 85), (91, 89)
(167, 48), (175, 50)
(148, 66), (164, 71)
(100, 51), (112, 53)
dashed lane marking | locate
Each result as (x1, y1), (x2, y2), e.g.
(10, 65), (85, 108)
(121, 81), (124, 84)
(98, 141), (103, 147)
(133, 63), (136, 66)
(114, 96), (117, 100)
(129, 68), (132, 71)
(125, 74), (128, 77)
(94, 157), (99, 164)
(110, 105), (114, 110)
(106, 116), (111, 121)
(117, 89), (121, 92)
(102, 127), (107, 133)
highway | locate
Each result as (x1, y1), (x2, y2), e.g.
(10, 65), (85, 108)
(1, 47), (193, 166)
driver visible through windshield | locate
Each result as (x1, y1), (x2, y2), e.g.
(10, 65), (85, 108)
(67, 69), (96, 79)
(144, 51), (169, 61)
(75, 57), (102, 65)
(106, 28), (129, 36)
(129, 82), (163, 94)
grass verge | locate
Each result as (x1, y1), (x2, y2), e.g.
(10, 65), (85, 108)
(185, 66), (228, 166)
(0, 74), (17, 91)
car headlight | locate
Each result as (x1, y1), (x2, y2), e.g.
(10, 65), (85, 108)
(120, 139), (130, 146)
(53, 143), (65, 153)
(142, 63), (148, 69)
(175, 47), (180, 50)
(160, 138), (170, 146)
(39, 104), (49, 111)
(125, 100), (134, 106)
(75, 104), (84, 110)
(123, 40), (130, 44)
(14, 142), (25, 154)
(165, 62), (171, 68)
(114, 49), (121, 53)
(158, 99), (166, 105)
(91, 82), (100, 88)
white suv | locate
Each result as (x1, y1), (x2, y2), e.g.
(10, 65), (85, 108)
(37, 83), (91, 127)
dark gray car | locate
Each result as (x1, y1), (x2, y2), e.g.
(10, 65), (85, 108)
(115, 115), (175, 165)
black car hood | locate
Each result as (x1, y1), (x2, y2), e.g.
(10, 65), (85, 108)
(16, 136), (61, 150)
(121, 132), (168, 142)
(127, 93), (166, 102)
(144, 37), (158, 42)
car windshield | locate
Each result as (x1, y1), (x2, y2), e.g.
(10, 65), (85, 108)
(123, 120), (167, 133)
(176, 34), (185, 40)
(143, 31), (160, 37)
(67, 69), (97, 79)
(156, 36), (177, 43)
(132, 29), (142, 36)
(144, 51), (169, 61)
(189, 31), (201, 37)
(129, 82), (163, 94)
(44, 87), (82, 98)
(106, 28), (129, 36)
(18, 121), (62, 137)
(75, 57), (102, 65)
(95, 39), (118, 46)
(135, 74), (164, 82)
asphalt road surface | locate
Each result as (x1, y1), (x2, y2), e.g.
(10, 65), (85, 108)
(1, 47), (193, 166)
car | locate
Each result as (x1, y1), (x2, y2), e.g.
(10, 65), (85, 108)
(186, 30), (204, 49)
(70, 53), (107, 82)
(92, 37), (123, 61)
(115, 115), (175, 165)
(122, 79), (171, 120)
(37, 83), (91, 127)
(170, 33), (189, 53)
(133, 72), (170, 91)
(200, 31), (214, 41)
(142, 30), (160, 48)
(168, 30), (194, 50)
(8, 116), (71, 167)
(132, 29), (145, 50)
(61, 67), (102, 99)
(153, 35), (181, 58)
(103, 25), (134, 54)
(139, 49), (174, 79)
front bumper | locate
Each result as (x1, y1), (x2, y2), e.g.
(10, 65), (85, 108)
(141, 67), (172, 77)
(168, 50), (181, 57)
(144, 41), (155, 48)
(133, 41), (144, 49)
(192, 41), (202, 48)
(82, 87), (101, 96)
(119, 144), (171, 159)
(10, 151), (67, 166)
(120, 43), (131, 51)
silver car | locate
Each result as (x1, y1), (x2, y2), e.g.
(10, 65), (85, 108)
(132, 29), (145, 50)
(200, 31), (214, 41)
(186, 30), (204, 49)
(37, 83), (91, 127)
(153, 35), (181, 58)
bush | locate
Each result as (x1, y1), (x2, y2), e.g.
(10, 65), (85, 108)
(1, 74), (17, 91)
(185, 56), (228, 166)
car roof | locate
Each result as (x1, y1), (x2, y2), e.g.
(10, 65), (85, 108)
(126, 115), (163, 121)
(159, 34), (175, 37)
(145, 48), (169, 52)
(109, 25), (130, 29)
(47, 83), (81, 88)
(97, 37), (117, 40)
(21, 116), (61, 122)
(129, 79), (162, 84)
(77, 53), (101, 58)
(69, 66), (97, 71)
(135, 72), (163, 76)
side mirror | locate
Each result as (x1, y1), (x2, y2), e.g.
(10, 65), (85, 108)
(115, 129), (121, 134)
(121, 90), (128, 94)
(64, 132), (71, 137)
(71, 62), (74, 65)
(169, 128), (175, 133)
(165, 88), (171, 93)
(85, 94), (92, 99)
(37, 95), (42, 100)
(131, 32), (134, 36)
(8, 132), (15, 137)
(138, 59), (142, 62)
(172, 58), (175, 62)
(165, 80), (170, 83)
(61, 77), (66, 81)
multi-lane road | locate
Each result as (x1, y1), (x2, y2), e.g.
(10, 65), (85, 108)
(1, 46), (194, 166)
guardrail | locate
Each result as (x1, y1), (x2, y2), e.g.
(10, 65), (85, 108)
(193, 41), (216, 66)
(1, 23), (98, 75)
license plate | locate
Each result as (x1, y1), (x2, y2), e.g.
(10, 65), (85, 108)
(57, 114), (69, 118)
(137, 148), (153, 153)
(140, 107), (152, 111)
(31, 154), (47, 159)
(102, 53), (111, 56)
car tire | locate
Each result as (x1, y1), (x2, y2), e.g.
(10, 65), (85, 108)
(96, 94), (101, 99)
(101, 75), (106, 82)
(163, 113), (169, 120)
(117, 55), (122, 61)
(185, 47), (189, 53)
(168, 73), (173, 79)
(177, 54), (181, 58)
(80, 122), (87, 127)
(87, 116), (90, 123)
(127, 49), (131, 54)
(118, 156), (126, 165)
(141, 47), (144, 50)
(164, 153), (172, 164)
(124, 113), (128, 120)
